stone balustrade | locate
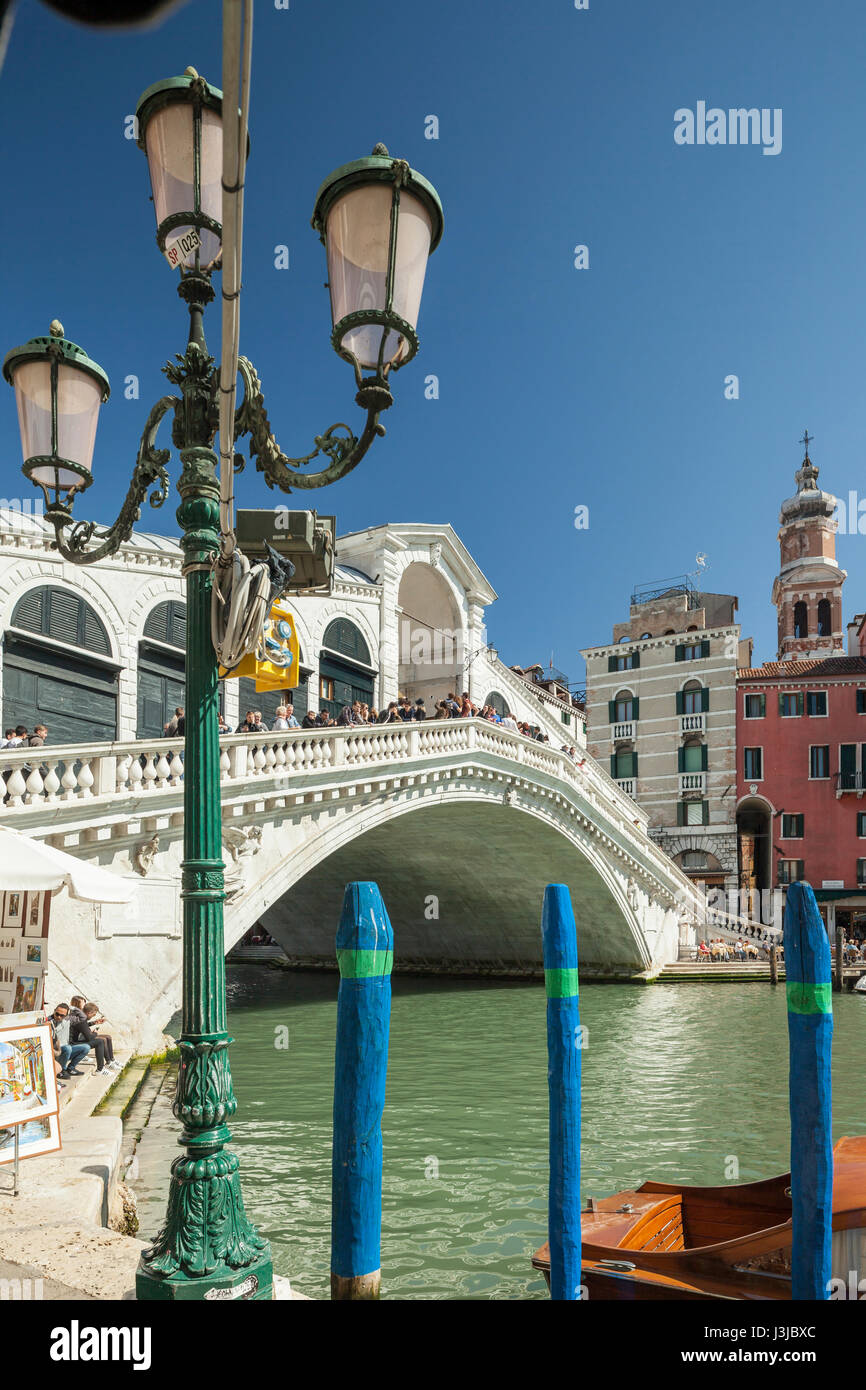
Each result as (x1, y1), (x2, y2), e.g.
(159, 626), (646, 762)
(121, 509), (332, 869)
(0, 718), (761, 934)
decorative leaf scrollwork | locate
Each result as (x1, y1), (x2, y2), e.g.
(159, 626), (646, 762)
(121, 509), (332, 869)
(49, 395), (178, 565)
(233, 355), (388, 493)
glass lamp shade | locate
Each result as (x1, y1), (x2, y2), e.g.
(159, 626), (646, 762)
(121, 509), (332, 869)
(326, 185), (432, 370)
(2, 326), (110, 505)
(313, 147), (443, 377)
(136, 71), (224, 269)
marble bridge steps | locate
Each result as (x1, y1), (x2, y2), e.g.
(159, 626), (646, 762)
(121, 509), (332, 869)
(659, 960), (785, 983)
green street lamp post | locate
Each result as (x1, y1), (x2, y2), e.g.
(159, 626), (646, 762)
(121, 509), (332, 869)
(3, 68), (442, 1302)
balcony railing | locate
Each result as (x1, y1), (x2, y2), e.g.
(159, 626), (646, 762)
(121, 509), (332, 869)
(616, 777), (636, 796)
(680, 713), (705, 734)
(613, 721), (635, 741)
(836, 770), (865, 796)
(679, 772), (706, 792)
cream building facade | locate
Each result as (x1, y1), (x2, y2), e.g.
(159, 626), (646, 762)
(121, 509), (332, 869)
(582, 582), (751, 889)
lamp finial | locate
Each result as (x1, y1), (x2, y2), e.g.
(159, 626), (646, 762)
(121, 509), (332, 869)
(49, 320), (64, 339)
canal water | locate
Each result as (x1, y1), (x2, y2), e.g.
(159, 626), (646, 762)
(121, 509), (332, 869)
(132, 969), (866, 1300)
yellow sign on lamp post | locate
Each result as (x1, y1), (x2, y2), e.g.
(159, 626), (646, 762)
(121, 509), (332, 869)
(219, 599), (300, 691)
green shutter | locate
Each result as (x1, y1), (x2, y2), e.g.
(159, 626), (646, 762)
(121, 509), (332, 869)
(702, 687), (711, 712)
(701, 744), (708, 771)
(797, 692), (804, 716)
(677, 801), (686, 826)
(758, 693), (765, 717)
(678, 746), (685, 773)
(632, 696), (639, 720)
(631, 650), (640, 669)
(608, 700), (616, 723)
(702, 799), (710, 825)
(676, 690), (684, 715)
(675, 645), (684, 662)
(779, 692), (785, 716)
(610, 754), (617, 777)
(632, 751), (638, 776)
(701, 639), (710, 658)
(608, 656), (617, 672)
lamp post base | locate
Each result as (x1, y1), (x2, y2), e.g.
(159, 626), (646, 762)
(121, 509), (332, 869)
(136, 1249), (274, 1302)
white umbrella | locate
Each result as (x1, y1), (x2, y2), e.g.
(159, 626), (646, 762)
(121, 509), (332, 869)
(0, 825), (134, 903)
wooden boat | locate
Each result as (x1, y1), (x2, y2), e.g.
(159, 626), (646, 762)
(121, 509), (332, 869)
(531, 1135), (866, 1300)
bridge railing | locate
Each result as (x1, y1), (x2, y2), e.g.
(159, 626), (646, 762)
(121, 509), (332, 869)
(0, 719), (731, 913)
(0, 716), (648, 833)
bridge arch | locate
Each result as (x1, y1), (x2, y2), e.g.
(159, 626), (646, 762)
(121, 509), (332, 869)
(229, 787), (655, 976)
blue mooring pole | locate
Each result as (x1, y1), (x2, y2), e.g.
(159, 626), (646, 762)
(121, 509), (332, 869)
(783, 880), (833, 1300)
(542, 883), (582, 1300)
(330, 881), (394, 1300)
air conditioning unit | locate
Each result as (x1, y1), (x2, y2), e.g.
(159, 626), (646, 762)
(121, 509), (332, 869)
(235, 510), (336, 594)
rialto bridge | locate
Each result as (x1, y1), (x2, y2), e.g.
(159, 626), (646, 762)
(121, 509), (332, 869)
(0, 719), (744, 1048)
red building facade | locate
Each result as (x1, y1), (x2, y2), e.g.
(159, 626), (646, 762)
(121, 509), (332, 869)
(736, 658), (866, 909)
(736, 440), (866, 937)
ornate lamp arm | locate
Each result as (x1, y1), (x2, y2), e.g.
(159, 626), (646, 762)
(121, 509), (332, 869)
(233, 356), (391, 493)
(47, 395), (177, 564)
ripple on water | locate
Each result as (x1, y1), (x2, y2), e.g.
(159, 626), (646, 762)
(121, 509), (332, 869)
(137, 969), (866, 1300)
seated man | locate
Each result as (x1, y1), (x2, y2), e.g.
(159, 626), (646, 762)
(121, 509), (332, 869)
(82, 1002), (119, 1072)
(68, 995), (111, 1074)
(49, 1003), (89, 1078)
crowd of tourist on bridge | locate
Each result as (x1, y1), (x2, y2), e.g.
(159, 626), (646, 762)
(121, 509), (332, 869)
(162, 692), (580, 758)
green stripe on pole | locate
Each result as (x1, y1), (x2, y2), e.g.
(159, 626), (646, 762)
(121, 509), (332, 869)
(786, 981), (833, 1015)
(336, 948), (394, 979)
(545, 967), (580, 999)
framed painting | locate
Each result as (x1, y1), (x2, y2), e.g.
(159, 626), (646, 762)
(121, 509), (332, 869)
(0, 964), (16, 987)
(2, 893), (23, 928)
(23, 892), (48, 939)
(0, 1109), (61, 1167)
(0, 989), (13, 1017)
(22, 941), (44, 966)
(0, 1021), (58, 1126)
(11, 969), (43, 1016)
(0, 928), (22, 962)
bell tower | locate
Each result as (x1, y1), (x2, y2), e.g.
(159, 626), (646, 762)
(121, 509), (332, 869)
(772, 432), (846, 660)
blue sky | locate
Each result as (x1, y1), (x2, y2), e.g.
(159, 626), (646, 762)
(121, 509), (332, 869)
(3, 0), (866, 684)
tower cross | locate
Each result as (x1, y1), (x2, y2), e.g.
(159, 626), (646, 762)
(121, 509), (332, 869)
(800, 429), (813, 458)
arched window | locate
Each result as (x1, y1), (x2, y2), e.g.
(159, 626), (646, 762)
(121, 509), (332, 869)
(817, 598), (831, 636)
(640, 631), (652, 639)
(322, 618), (371, 666)
(681, 850), (708, 871)
(5, 586), (117, 742)
(614, 688), (634, 722)
(794, 601), (808, 638)
(143, 600), (186, 649)
(138, 601), (187, 739)
(12, 586), (110, 654)
(484, 690), (507, 717)
(319, 619), (375, 719)
(682, 680), (703, 715)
